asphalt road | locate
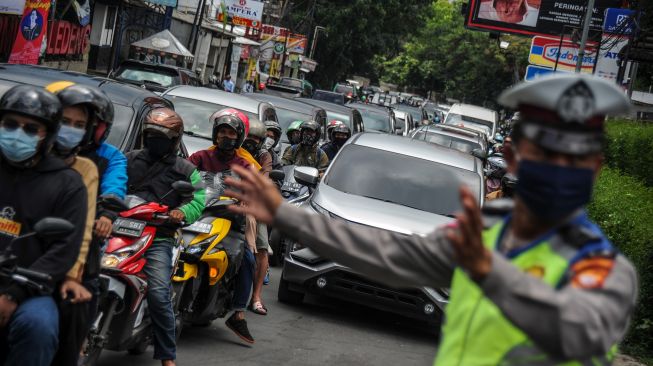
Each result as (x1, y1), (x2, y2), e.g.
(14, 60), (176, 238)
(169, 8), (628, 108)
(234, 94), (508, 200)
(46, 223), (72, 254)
(97, 267), (438, 366)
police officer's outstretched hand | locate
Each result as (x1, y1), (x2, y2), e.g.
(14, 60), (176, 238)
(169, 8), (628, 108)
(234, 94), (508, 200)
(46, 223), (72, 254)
(224, 164), (283, 225)
(446, 187), (493, 281)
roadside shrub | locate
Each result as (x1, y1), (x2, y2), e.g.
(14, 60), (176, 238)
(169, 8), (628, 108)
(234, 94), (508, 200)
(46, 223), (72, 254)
(588, 167), (653, 358)
(605, 120), (653, 187)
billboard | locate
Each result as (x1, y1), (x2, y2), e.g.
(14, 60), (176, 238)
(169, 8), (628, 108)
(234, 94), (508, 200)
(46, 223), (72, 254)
(528, 36), (597, 72)
(8, 0), (50, 64)
(217, 0), (263, 28)
(603, 8), (634, 35)
(0, 0), (26, 15)
(287, 33), (307, 54)
(466, 0), (622, 37)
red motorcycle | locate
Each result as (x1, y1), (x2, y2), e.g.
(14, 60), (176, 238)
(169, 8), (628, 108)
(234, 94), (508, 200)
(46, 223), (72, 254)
(81, 181), (193, 365)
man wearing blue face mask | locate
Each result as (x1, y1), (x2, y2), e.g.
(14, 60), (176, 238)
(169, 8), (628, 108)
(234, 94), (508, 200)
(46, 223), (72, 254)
(0, 85), (87, 365)
(223, 74), (639, 365)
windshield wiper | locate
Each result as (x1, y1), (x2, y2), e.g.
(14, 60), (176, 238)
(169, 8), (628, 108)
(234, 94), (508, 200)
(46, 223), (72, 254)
(183, 130), (212, 140)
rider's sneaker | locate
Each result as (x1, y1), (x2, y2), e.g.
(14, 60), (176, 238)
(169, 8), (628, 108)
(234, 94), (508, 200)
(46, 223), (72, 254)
(226, 314), (255, 344)
(263, 269), (270, 285)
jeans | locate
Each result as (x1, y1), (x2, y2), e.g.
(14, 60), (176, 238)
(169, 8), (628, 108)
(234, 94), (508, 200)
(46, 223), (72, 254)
(232, 247), (255, 311)
(143, 237), (176, 360)
(0, 296), (59, 366)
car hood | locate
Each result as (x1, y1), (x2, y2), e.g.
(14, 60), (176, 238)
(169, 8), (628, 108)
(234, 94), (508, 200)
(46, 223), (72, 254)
(312, 184), (454, 236)
(182, 134), (213, 156)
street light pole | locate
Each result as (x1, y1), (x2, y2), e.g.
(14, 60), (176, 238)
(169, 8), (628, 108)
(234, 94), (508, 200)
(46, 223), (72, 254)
(308, 26), (326, 60)
(575, 0), (596, 73)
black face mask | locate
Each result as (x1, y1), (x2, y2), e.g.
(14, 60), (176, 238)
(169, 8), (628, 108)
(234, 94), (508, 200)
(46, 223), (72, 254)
(301, 133), (317, 146)
(145, 136), (175, 158)
(217, 137), (238, 151)
(242, 139), (259, 155)
(334, 137), (348, 147)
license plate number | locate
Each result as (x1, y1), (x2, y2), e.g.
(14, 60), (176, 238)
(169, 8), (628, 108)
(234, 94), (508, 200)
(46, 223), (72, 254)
(281, 182), (302, 193)
(113, 218), (146, 238)
(184, 222), (212, 234)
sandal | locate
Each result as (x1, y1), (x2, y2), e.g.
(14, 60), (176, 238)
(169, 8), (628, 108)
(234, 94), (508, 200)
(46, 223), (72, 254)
(249, 301), (268, 315)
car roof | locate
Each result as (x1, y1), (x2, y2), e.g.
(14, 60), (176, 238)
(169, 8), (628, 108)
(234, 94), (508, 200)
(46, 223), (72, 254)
(245, 93), (320, 114)
(351, 133), (478, 172)
(164, 86), (261, 113)
(295, 97), (352, 114)
(350, 102), (391, 115)
(312, 90), (343, 96)
(421, 125), (481, 143)
(448, 103), (497, 122)
(0, 63), (161, 106)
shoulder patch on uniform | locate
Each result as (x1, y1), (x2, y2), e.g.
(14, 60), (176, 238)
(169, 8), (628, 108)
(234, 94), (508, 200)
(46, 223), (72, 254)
(570, 257), (615, 289)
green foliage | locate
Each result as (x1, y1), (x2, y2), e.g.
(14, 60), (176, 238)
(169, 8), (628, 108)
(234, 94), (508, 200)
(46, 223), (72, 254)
(604, 120), (653, 187)
(375, 1), (530, 106)
(588, 167), (653, 359)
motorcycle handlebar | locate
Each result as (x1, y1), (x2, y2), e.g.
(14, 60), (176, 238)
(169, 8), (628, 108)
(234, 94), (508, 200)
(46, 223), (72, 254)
(16, 267), (52, 282)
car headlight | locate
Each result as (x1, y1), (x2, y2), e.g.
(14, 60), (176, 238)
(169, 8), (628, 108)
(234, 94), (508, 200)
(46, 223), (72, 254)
(102, 234), (152, 268)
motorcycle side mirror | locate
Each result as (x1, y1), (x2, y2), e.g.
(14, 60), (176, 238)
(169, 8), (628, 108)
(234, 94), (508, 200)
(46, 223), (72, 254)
(294, 166), (319, 187)
(33, 217), (75, 240)
(471, 149), (488, 160)
(172, 181), (195, 194)
(270, 170), (286, 181)
(99, 194), (129, 212)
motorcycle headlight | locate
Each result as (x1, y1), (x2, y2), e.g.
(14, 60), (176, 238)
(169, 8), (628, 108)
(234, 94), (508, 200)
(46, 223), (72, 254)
(187, 235), (217, 255)
(102, 234), (151, 268)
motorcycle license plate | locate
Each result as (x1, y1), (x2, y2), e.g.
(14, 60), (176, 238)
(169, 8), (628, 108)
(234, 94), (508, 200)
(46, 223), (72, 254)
(184, 222), (212, 234)
(112, 218), (146, 238)
(281, 182), (302, 193)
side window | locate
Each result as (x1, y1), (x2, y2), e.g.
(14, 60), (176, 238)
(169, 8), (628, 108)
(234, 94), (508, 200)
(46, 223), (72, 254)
(265, 107), (277, 122)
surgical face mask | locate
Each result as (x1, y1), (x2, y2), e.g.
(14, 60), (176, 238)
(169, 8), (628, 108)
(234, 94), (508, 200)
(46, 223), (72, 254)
(263, 137), (275, 150)
(144, 135), (175, 158)
(217, 137), (238, 151)
(56, 125), (86, 150)
(0, 126), (41, 163)
(515, 159), (594, 222)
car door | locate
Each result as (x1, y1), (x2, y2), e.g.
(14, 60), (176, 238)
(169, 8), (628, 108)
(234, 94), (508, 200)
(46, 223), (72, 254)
(351, 109), (364, 133)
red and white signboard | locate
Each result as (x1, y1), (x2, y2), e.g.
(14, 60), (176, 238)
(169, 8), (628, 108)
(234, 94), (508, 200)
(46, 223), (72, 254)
(528, 36), (597, 72)
(217, 0), (263, 28)
(8, 0), (50, 64)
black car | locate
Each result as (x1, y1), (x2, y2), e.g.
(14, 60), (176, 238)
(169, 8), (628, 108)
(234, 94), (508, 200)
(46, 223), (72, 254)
(265, 77), (313, 98)
(349, 102), (396, 134)
(110, 59), (202, 93)
(311, 90), (345, 105)
(295, 98), (365, 135)
(0, 64), (173, 153)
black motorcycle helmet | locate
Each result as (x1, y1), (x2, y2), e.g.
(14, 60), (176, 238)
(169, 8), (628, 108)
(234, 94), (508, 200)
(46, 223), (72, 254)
(0, 85), (62, 165)
(210, 108), (249, 149)
(501, 173), (518, 198)
(331, 124), (351, 142)
(299, 120), (321, 146)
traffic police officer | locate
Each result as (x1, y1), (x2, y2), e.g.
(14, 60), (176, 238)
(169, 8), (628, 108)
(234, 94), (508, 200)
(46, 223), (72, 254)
(223, 74), (639, 365)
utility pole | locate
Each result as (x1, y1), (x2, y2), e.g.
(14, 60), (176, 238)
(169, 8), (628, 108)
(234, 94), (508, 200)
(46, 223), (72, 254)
(308, 26), (325, 60)
(575, 0), (596, 73)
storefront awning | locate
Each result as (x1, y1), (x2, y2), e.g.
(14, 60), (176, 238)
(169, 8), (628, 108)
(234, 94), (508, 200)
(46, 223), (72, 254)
(131, 29), (194, 58)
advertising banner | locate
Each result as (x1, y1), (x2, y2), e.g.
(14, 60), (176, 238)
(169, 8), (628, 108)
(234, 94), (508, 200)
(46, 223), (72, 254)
(217, 0), (263, 28)
(595, 35), (628, 82)
(287, 33), (307, 54)
(8, 0), (50, 64)
(603, 8), (635, 35)
(0, 0), (26, 15)
(466, 0), (622, 37)
(260, 24), (288, 42)
(528, 36), (597, 71)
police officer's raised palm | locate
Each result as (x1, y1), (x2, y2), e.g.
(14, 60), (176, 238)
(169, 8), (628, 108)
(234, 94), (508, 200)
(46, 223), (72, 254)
(224, 165), (283, 225)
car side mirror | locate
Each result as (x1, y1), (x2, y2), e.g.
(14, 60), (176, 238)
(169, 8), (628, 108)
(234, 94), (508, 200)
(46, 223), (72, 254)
(172, 181), (195, 195)
(471, 149), (487, 160)
(34, 218), (75, 240)
(99, 194), (129, 212)
(294, 166), (319, 187)
(270, 169), (286, 181)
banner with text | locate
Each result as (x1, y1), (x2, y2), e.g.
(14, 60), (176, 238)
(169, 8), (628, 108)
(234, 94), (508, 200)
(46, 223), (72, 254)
(8, 0), (50, 64)
(528, 36), (597, 72)
(0, 0), (26, 15)
(217, 0), (263, 28)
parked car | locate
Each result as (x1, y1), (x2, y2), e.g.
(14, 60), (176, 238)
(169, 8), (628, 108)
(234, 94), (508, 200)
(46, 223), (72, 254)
(392, 109), (412, 136)
(350, 102), (396, 134)
(109, 59), (202, 93)
(278, 133), (484, 324)
(0, 63), (172, 152)
(162, 86), (278, 154)
(443, 103), (498, 140)
(393, 104), (429, 128)
(333, 82), (358, 102)
(410, 124), (488, 158)
(265, 77), (314, 98)
(295, 98), (365, 135)
(312, 90), (346, 105)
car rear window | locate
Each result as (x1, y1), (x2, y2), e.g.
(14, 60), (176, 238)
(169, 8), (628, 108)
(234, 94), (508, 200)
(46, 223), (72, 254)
(335, 85), (354, 95)
(115, 66), (178, 88)
(313, 92), (344, 105)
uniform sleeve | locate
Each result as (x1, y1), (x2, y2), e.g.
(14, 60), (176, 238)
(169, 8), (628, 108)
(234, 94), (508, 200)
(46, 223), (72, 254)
(274, 203), (456, 288)
(281, 146), (294, 166)
(178, 169), (205, 224)
(479, 253), (638, 359)
(67, 159), (99, 281)
(98, 143), (127, 199)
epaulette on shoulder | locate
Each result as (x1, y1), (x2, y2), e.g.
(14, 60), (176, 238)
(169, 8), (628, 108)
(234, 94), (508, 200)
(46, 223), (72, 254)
(481, 198), (513, 229)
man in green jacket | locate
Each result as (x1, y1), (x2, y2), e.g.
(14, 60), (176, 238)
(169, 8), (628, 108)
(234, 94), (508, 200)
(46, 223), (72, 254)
(223, 74), (638, 365)
(126, 108), (204, 366)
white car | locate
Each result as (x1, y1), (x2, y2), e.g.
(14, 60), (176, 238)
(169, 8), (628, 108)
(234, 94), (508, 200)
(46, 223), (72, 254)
(443, 103), (498, 140)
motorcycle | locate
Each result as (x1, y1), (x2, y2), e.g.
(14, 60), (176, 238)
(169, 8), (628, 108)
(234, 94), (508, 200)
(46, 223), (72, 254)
(172, 171), (246, 333)
(268, 165), (316, 266)
(485, 153), (507, 194)
(81, 181), (193, 365)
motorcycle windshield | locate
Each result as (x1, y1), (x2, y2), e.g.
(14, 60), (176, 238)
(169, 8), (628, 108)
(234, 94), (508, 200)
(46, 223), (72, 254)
(125, 195), (147, 209)
(199, 171), (239, 206)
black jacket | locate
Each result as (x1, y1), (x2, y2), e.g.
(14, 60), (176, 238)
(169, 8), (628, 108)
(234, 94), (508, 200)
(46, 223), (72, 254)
(0, 155), (88, 303)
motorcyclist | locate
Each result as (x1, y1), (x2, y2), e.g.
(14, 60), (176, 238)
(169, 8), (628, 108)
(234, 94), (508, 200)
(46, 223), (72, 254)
(187, 108), (259, 344)
(324, 119), (345, 144)
(284, 120), (303, 152)
(0, 85), (88, 365)
(125, 108), (205, 366)
(48, 83), (105, 366)
(321, 124), (351, 161)
(485, 173), (517, 201)
(264, 120), (282, 171)
(281, 120), (329, 171)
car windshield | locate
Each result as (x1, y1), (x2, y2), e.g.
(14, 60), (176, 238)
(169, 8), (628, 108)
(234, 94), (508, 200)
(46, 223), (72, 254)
(105, 104), (135, 148)
(424, 133), (481, 154)
(325, 145), (480, 215)
(326, 111), (352, 130)
(359, 110), (391, 133)
(165, 96), (258, 140)
(275, 107), (312, 142)
(335, 85), (354, 95)
(314, 92), (344, 105)
(280, 78), (302, 89)
(115, 67), (177, 87)
(444, 113), (492, 136)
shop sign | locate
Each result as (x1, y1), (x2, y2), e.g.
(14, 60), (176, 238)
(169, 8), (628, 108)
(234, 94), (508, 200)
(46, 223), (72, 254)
(46, 20), (91, 55)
